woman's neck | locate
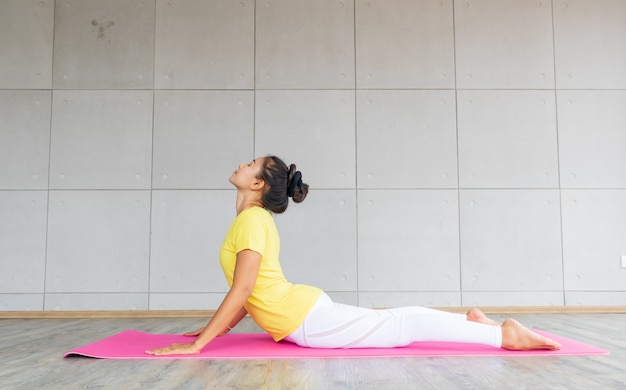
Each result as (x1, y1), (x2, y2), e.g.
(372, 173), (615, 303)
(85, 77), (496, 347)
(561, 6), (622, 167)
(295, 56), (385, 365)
(235, 191), (263, 215)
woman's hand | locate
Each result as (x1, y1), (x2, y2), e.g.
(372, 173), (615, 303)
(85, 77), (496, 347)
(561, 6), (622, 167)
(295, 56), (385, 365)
(145, 342), (201, 356)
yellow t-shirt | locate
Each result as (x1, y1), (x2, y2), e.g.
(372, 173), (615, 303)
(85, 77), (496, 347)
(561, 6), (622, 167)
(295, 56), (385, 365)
(220, 206), (322, 341)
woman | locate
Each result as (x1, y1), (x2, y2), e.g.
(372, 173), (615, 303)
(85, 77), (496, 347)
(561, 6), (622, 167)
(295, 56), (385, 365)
(147, 156), (560, 355)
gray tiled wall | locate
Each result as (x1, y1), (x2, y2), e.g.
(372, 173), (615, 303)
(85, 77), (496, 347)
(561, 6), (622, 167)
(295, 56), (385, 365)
(1, 0), (625, 311)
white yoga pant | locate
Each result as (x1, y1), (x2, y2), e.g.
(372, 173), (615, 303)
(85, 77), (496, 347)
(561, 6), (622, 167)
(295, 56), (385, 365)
(285, 293), (502, 349)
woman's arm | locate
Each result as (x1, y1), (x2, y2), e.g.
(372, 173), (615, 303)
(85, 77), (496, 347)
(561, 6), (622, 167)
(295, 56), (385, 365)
(223, 306), (249, 333)
(146, 250), (261, 355)
(183, 306), (248, 337)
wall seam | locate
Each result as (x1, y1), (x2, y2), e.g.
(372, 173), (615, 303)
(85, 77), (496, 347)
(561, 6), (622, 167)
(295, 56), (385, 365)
(42, 0), (58, 311)
(451, 0), (463, 307)
(353, 0), (360, 306)
(146, 0), (159, 310)
(253, 0), (257, 158)
(550, 0), (567, 306)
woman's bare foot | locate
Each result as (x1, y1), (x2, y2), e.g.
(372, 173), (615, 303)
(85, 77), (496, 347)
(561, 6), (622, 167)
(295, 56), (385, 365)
(466, 307), (500, 326)
(500, 318), (561, 351)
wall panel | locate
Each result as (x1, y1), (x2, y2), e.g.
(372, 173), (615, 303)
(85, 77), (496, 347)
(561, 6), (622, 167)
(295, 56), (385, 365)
(46, 191), (151, 293)
(0, 0), (54, 89)
(52, 0), (155, 89)
(0, 91), (51, 190)
(155, 0), (254, 89)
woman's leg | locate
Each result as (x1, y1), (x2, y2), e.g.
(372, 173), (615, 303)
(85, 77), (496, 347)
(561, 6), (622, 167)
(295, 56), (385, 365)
(286, 294), (501, 348)
(286, 294), (560, 350)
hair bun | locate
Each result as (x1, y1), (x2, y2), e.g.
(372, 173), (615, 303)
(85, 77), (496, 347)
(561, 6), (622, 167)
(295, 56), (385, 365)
(287, 164), (309, 203)
(287, 170), (302, 198)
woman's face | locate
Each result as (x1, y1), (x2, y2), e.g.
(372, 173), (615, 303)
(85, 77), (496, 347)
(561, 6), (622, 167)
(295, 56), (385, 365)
(229, 157), (265, 188)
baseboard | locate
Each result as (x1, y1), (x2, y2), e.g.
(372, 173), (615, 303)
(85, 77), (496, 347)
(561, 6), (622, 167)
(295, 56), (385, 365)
(1, 306), (625, 319)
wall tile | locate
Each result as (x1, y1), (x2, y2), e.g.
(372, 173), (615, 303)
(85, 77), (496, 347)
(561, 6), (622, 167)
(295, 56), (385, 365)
(256, 0), (354, 89)
(355, 0), (454, 88)
(44, 293), (148, 310)
(458, 90), (559, 188)
(0, 294), (43, 311)
(0, 91), (51, 190)
(0, 192), (47, 293)
(150, 190), (233, 293)
(155, 0), (254, 89)
(358, 190), (460, 292)
(0, 0), (53, 89)
(255, 90), (355, 189)
(455, 0), (555, 89)
(462, 291), (564, 307)
(558, 90), (626, 188)
(46, 191), (150, 293)
(326, 291), (358, 306)
(460, 190), (563, 292)
(149, 293), (226, 310)
(358, 292), (462, 309)
(153, 91), (254, 189)
(53, 0), (154, 89)
(554, 0), (626, 88)
(49, 90), (153, 189)
(565, 292), (626, 306)
(562, 190), (626, 291)
(357, 90), (457, 189)
(276, 190), (357, 291)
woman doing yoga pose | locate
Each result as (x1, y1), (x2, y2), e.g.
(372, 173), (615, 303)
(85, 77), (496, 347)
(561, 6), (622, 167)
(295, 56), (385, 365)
(146, 156), (560, 355)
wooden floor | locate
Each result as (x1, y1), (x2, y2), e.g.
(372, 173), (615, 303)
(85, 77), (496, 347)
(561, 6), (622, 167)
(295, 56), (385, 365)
(1, 313), (625, 389)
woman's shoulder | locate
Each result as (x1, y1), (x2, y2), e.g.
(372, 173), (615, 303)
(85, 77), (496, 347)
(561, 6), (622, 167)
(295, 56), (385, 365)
(232, 207), (275, 239)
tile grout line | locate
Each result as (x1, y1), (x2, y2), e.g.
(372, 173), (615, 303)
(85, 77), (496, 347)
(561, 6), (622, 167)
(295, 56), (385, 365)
(451, 0), (464, 307)
(41, 0), (59, 312)
(551, 0), (567, 306)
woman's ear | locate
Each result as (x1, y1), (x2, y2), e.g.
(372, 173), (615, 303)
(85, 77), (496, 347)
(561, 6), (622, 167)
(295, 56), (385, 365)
(250, 179), (265, 191)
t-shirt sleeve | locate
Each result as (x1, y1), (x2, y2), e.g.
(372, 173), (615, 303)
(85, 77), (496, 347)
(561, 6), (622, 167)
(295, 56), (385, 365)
(232, 210), (267, 256)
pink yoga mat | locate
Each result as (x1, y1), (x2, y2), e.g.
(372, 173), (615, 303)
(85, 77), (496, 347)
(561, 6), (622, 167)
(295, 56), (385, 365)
(64, 330), (609, 359)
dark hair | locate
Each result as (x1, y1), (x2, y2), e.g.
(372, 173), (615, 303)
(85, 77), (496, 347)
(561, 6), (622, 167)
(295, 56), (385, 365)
(257, 155), (309, 214)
